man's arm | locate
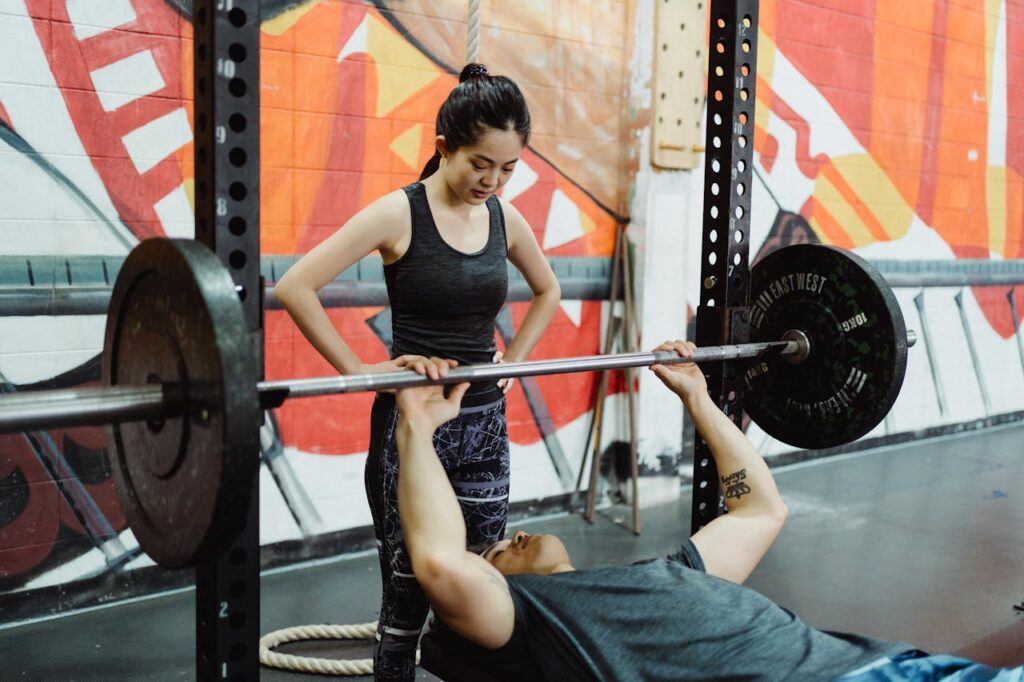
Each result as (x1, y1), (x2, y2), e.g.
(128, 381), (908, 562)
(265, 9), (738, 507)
(395, 377), (515, 649)
(651, 341), (788, 584)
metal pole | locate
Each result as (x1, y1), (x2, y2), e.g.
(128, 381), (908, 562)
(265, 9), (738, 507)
(954, 289), (991, 415)
(1008, 287), (1024, 382)
(0, 342), (796, 435)
(257, 342), (796, 405)
(0, 384), (166, 433)
(913, 290), (947, 416)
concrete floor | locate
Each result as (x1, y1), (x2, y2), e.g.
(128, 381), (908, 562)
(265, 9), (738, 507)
(1, 424), (1022, 680)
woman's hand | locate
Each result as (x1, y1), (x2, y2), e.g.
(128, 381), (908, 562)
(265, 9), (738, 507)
(493, 350), (515, 395)
(359, 355), (434, 393)
(396, 358), (468, 430)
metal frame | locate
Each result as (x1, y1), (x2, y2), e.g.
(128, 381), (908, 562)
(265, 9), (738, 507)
(192, 1), (261, 679)
(691, 0), (760, 534)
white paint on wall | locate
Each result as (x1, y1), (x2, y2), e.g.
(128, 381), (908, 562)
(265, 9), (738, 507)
(153, 183), (195, 238)
(65, 0), (137, 41)
(0, 7), (134, 249)
(542, 188), (586, 250)
(121, 107), (192, 174)
(559, 299), (583, 327)
(502, 157), (538, 202)
(89, 50), (166, 112)
(337, 13), (369, 62)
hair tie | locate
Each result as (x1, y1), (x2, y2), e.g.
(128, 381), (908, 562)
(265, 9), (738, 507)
(460, 63), (489, 82)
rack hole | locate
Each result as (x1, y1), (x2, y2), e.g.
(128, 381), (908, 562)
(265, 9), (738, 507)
(196, 7), (206, 25)
(228, 7), (246, 26)
(716, 17), (726, 28)
(738, 111), (748, 125)
(710, 206), (719, 219)
(713, 136), (721, 148)
(714, 90), (723, 102)
(706, 299), (715, 307)
(743, 15), (752, 28)
(740, 88), (749, 102)
(735, 205), (745, 219)
(715, 65), (724, 77)
(741, 64), (750, 77)
(711, 159), (721, 173)
(197, 43), (207, 62)
(229, 78), (247, 97)
(733, 253), (742, 266)
(229, 217), (247, 235)
(229, 43), (247, 63)
(737, 183), (746, 196)
(229, 113), (247, 132)
(742, 39), (751, 53)
(711, 182), (720, 196)
(229, 182), (248, 201)
(713, 113), (722, 126)
(737, 159), (747, 172)
(716, 41), (725, 54)
(229, 250), (247, 270)
(709, 229), (718, 243)
(738, 135), (748, 149)
(735, 230), (744, 243)
(708, 252), (717, 265)
(229, 147), (247, 167)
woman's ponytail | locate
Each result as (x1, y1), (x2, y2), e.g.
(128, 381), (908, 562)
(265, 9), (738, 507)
(419, 150), (442, 181)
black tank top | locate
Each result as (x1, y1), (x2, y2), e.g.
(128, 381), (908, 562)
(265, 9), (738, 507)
(383, 182), (508, 403)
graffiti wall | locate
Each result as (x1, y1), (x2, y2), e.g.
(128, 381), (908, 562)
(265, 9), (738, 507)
(2, 0), (1023, 624)
(0, 0), (633, 620)
(740, 0), (1024, 455)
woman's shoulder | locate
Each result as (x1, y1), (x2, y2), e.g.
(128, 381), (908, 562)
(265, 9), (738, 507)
(349, 188), (412, 235)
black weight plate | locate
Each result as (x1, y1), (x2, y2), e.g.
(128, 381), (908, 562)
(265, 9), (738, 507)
(103, 239), (259, 568)
(744, 244), (909, 449)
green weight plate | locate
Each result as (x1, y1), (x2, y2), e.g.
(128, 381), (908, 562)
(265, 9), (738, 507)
(103, 239), (259, 568)
(744, 244), (909, 449)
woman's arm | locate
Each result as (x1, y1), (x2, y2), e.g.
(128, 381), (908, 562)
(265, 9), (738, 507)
(274, 191), (408, 375)
(500, 199), (561, 363)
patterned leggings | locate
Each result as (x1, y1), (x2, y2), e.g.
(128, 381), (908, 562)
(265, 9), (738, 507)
(364, 392), (510, 682)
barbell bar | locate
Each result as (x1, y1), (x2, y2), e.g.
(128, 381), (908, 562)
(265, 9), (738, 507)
(0, 238), (917, 567)
(0, 338), (808, 436)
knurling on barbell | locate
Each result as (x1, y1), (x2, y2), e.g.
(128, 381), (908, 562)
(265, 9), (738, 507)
(0, 238), (914, 567)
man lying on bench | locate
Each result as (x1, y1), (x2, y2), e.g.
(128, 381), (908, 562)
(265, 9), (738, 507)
(393, 342), (1021, 681)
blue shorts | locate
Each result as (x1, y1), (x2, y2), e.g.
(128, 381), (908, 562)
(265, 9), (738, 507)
(838, 650), (1024, 681)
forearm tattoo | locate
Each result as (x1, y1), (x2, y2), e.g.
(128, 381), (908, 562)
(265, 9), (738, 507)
(721, 469), (751, 500)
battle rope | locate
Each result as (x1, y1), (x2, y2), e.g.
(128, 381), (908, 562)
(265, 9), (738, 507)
(467, 0), (481, 63)
(259, 622), (420, 676)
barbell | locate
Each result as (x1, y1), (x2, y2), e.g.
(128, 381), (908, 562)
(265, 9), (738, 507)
(0, 238), (915, 567)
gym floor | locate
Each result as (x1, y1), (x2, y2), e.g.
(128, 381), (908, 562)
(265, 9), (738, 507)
(1, 423), (1021, 680)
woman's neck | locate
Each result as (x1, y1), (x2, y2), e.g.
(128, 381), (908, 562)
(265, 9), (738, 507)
(422, 174), (474, 219)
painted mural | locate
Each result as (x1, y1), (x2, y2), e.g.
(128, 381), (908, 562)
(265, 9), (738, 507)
(1, 0), (1023, 622)
(0, 0), (630, 610)
(743, 0), (1024, 453)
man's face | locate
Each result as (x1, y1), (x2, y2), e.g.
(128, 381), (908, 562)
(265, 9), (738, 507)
(482, 530), (572, 576)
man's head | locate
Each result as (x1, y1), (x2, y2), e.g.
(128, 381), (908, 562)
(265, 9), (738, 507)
(481, 530), (574, 576)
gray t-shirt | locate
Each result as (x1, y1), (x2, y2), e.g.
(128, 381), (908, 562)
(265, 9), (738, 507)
(430, 541), (914, 681)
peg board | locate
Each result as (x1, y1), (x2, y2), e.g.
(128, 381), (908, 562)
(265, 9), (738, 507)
(651, 0), (708, 170)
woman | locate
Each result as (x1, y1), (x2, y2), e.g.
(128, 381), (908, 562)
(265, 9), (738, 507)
(275, 63), (560, 681)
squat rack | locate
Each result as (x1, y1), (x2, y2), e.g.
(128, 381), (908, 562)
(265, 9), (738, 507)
(184, 1), (758, 677)
(691, 0), (760, 532)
